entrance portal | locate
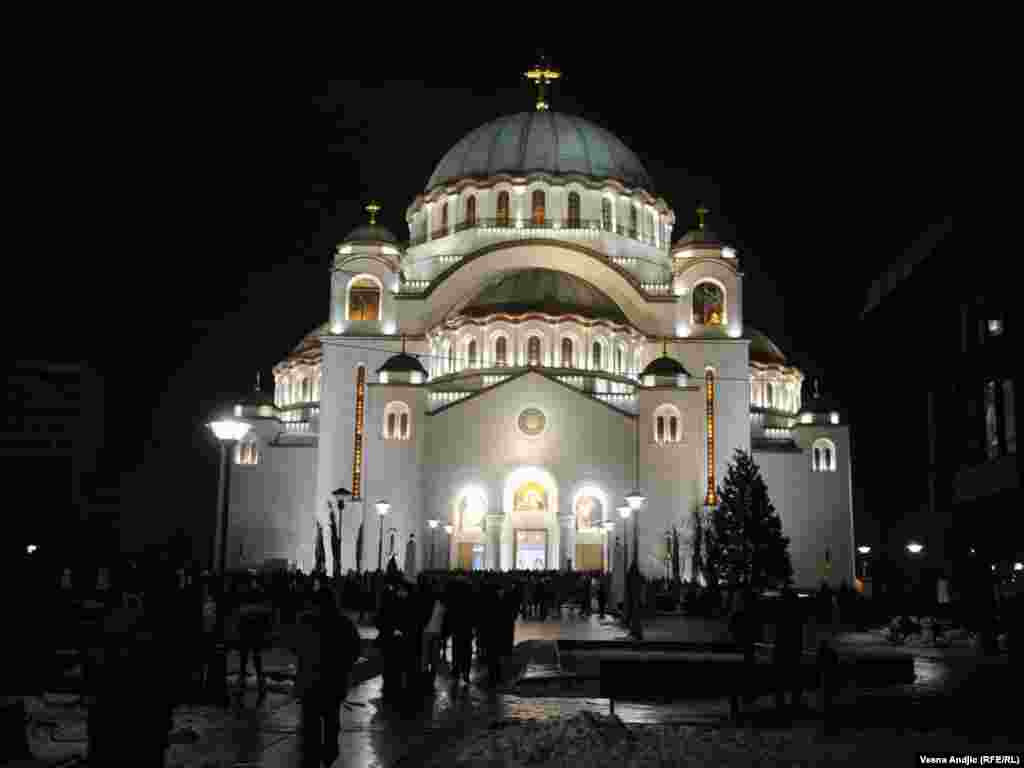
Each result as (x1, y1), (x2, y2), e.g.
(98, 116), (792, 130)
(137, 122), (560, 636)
(515, 529), (548, 570)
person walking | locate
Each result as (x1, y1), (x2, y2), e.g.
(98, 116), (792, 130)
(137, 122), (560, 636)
(422, 586), (446, 686)
(450, 580), (474, 684)
(597, 575), (608, 618)
(235, 577), (274, 697)
(287, 586), (361, 768)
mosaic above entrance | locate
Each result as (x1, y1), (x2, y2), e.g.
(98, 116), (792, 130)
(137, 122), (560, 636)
(517, 407), (547, 436)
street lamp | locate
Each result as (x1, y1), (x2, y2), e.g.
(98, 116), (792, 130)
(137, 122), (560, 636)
(207, 415), (250, 707)
(857, 545), (872, 555)
(443, 524), (454, 570)
(375, 500), (390, 571)
(427, 519), (440, 569)
(208, 418), (251, 575)
(906, 541), (924, 555)
(602, 520), (615, 573)
(617, 505), (631, 571)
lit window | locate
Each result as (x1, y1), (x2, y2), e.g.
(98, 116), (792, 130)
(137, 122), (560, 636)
(496, 191), (510, 226)
(561, 338), (573, 368)
(448, 344), (455, 373)
(987, 318), (1003, 336)
(495, 336), (507, 367)
(348, 277), (380, 321)
(383, 401), (411, 441)
(602, 198), (612, 231)
(592, 341), (602, 370)
(466, 195), (476, 227)
(693, 282), (725, 326)
(527, 337), (541, 366)
(567, 191), (581, 228)
(532, 190), (545, 226)
(468, 340), (478, 368)
(653, 404), (682, 444)
(812, 438), (837, 472)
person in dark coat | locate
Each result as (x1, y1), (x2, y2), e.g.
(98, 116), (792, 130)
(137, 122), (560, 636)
(773, 586), (805, 711)
(288, 587), (361, 768)
(375, 574), (408, 703)
(597, 576), (608, 618)
(450, 580), (474, 684)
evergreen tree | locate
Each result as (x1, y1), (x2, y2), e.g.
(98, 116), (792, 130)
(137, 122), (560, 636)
(707, 449), (792, 592)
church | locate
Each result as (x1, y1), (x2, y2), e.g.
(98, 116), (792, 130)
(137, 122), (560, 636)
(224, 70), (854, 589)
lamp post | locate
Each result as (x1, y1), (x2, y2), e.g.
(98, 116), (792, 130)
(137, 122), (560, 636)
(625, 414), (646, 572)
(617, 505), (631, 577)
(376, 500), (390, 571)
(602, 520), (615, 573)
(427, 520), (440, 569)
(443, 524), (454, 570)
(857, 545), (872, 579)
(207, 416), (250, 707)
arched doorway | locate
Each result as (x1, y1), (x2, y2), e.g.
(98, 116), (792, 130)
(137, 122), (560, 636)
(572, 485), (610, 572)
(503, 467), (558, 571)
(451, 486), (487, 570)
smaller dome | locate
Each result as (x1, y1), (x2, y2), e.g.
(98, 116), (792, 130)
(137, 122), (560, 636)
(239, 389), (275, 408)
(641, 356), (690, 378)
(746, 328), (788, 367)
(377, 352), (428, 376)
(673, 227), (722, 248)
(342, 223), (398, 245)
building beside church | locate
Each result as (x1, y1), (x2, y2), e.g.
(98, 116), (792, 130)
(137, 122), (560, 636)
(222, 78), (855, 588)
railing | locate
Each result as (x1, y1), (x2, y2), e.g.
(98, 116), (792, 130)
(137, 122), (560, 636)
(641, 282), (672, 294)
(438, 253), (462, 265)
(764, 428), (792, 440)
(558, 376), (585, 389)
(483, 375), (509, 387)
(409, 217), (669, 250)
(400, 279), (429, 293)
(596, 393), (637, 409)
(282, 421), (313, 434)
(429, 391), (472, 408)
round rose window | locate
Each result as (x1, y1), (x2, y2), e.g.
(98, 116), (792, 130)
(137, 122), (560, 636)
(517, 407), (547, 436)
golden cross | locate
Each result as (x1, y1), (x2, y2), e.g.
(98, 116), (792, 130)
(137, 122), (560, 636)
(696, 205), (709, 231)
(366, 200), (381, 225)
(524, 57), (561, 112)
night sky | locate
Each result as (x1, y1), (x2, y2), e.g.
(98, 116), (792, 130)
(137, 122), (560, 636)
(16, 50), (954, 553)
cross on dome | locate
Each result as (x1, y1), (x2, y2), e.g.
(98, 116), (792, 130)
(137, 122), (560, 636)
(696, 204), (709, 232)
(365, 200), (381, 225)
(524, 55), (561, 112)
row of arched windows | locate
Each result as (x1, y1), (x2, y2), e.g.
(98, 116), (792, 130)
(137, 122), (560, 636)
(276, 372), (320, 407)
(437, 335), (638, 376)
(383, 401), (412, 440)
(653, 404), (683, 444)
(812, 438), (837, 472)
(427, 190), (661, 236)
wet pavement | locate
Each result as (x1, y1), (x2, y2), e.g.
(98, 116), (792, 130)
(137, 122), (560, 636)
(22, 610), (1020, 766)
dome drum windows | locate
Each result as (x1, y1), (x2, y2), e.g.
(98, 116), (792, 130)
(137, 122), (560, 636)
(465, 195), (477, 229)
(653, 404), (683, 445)
(532, 190), (546, 226)
(496, 190), (510, 227)
(601, 198), (612, 232)
(494, 335), (509, 367)
(561, 337), (573, 368)
(383, 401), (412, 441)
(812, 438), (837, 472)
(567, 191), (581, 229)
(235, 438), (260, 466)
(468, 339), (478, 369)
(527, 336), (542, 366)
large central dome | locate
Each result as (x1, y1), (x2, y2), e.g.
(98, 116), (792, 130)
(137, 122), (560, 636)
(426, 112), (653, 193)
(456, 269), (629, 324)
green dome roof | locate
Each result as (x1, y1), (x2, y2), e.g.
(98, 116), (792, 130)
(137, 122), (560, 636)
(458, 269), (629, 324)
(427, 112), (654, 193)
(342, 223), (398, 244)
(641, 356), (690, 378)
(376, 352), (428, 376)
(746, 327), (788, 366)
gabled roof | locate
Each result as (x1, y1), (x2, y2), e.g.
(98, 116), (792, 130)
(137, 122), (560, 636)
(427, 368), (639, 418)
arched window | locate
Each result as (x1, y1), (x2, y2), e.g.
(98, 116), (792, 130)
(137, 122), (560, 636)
(383, 401), (412, 440)
(496, 190), (510, 226)
(653, 404), (683, 444)
(567, 191), (581, 228)
(629, 204), (638, 237)
(766, 382), (774, 409)
(527, 336), (541, 366)
(301, 377), (310, 402)
(440, 202), (448, 236)
(532, 189), (545, 226)
(616, 347), (623, 374)
(602, 198), (612, 231)
(592, 341), (602, 370)
(348, 276), (381, 321)
(812, 438), (837, 472)
(236, 438), (259, 465)
(448, 344), (455, 373)
(495, 336), (507, 367)
(468, 340), (478, 368)
(561, 338), (573, 368)
(466, 195), (476, 227)
(692, 281), (725, 326)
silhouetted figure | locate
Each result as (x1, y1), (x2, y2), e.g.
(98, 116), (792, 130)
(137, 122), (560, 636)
(287, 587), (361, 768)
(597, 576), (608, 618)
(234, 577), (273, 697)
(773, 586), (805, 711)
(450, 580), (474, 684)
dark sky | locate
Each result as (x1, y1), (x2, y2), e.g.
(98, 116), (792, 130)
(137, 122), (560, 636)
(16, 47), (954, 550)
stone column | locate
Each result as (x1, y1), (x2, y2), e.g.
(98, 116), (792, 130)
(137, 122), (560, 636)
(485, 513), (503, 571)
(559, 513), (575, 571)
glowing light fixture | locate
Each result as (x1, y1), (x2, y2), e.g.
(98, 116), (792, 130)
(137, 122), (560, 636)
(625, 491), (646, 510)
(26, 544), (38, 554)
(1014, 562), (1023, 572)
(857, 545), (872, 555)
(376, 500), (390, 516)
(443, 524), (454, 535)
(209, 419), (251, 442)
(906, 541), (924, 555)
(602, 520), (616, 530)
(617, 505), (631, 519)
(427, 519), (439, 529)
(830, 412), (840, 425)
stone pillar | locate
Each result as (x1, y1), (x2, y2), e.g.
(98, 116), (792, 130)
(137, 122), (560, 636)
(559, 513), (575, 571)
(485, 513), (503, 571)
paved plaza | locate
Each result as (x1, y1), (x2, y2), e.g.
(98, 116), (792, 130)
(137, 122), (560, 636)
(18, 611), (1020, 767)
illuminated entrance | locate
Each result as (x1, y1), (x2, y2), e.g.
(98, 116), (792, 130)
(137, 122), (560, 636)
(515, 529), (548, 569)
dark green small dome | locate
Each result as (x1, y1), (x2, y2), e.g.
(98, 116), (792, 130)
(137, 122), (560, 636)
(239, 390), (275, 408)
(641, 356), (690, 378)
(343, 223), (398, 244)
(377, 352), (427, 376)
(746, 327), (788, 366)
(458, 269), (629, 324)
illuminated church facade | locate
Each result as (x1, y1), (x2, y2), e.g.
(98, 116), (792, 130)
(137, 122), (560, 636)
(226, 76), (854, 589)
